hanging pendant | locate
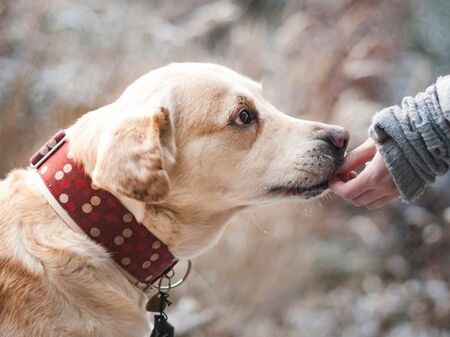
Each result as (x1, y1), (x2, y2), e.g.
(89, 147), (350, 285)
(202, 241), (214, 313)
(150, 314), (174, 337)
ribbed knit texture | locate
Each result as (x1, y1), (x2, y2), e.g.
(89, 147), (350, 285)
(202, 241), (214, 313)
(369, 75), (450, 201)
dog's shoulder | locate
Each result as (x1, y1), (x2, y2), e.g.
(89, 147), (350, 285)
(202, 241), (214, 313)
(0, 168), (150, 337)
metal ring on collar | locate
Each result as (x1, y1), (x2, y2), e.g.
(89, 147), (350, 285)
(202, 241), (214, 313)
(156, 260), (192, 291)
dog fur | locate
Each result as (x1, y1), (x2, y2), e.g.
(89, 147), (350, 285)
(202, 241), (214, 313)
(0, 63), (345, 337)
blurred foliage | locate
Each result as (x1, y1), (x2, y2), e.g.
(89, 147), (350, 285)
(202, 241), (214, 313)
(1, 0), (450, 336)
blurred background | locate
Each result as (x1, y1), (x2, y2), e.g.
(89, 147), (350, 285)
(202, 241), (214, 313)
(1, 0), (450, 336)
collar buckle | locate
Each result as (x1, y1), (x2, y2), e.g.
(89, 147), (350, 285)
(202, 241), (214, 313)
(30, 130), (67, 169)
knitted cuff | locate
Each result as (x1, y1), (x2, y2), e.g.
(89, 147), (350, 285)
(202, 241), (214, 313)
(370, 109), (426, 202)
(375, 136), (426, 201)
(369, 75), (450, 202)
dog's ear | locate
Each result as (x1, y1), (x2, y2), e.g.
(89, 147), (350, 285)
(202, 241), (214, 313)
(92, 108), (176, 203)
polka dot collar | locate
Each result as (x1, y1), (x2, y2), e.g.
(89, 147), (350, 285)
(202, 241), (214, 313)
(30, 130), (178, 286)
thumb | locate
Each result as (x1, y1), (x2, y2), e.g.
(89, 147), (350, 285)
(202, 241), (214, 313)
(337, 138), (377, 174)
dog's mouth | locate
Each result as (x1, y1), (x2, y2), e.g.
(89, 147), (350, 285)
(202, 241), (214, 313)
(266, 150), (344, 200)
(267, 180), (329, 198)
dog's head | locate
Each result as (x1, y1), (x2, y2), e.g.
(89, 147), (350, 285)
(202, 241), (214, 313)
(74, 63), (347, 214)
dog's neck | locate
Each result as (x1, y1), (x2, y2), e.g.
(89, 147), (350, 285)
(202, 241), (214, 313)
(67, 120), (241, 260)
(112, 194), (241, 259)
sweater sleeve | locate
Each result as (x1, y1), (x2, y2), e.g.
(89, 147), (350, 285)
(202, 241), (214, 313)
(369, 75), (450, 201)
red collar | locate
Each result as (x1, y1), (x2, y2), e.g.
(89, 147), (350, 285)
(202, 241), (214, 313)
(30, 130), (177, 286)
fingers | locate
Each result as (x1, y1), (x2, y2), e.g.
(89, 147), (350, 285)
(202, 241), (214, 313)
(338, 171), (357, 182)
(337, 138), (377, 174)
(329, 135), (400, 210)
(331, 178), (398, 209)
(329, 138), (377, 196)
(366, 194), (398, 210)
(330, 150), (400, 210)
(351, 189), (393, 207)
(329, 167), (374, 200)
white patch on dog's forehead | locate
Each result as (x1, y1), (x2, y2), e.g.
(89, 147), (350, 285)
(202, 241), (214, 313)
(173, 62), (263, 95)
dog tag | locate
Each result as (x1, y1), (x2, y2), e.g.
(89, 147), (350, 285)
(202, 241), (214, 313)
(150, 314), (174, 337)
(146, 293), (172, 313)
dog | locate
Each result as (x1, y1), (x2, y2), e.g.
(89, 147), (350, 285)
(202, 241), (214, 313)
(0, 63), (348, 337)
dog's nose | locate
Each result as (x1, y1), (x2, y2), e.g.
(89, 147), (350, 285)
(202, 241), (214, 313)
(326, 128), (349, 150)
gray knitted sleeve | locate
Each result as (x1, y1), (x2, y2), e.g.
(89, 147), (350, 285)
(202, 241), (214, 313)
(369, 75), (450, 201)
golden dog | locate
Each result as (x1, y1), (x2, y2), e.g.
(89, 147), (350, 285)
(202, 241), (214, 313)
(0, 63), (348, 337)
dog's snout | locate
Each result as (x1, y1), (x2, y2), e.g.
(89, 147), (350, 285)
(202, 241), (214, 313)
(326, 128), (349, 150)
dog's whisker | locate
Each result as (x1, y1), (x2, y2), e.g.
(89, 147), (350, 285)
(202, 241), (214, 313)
(248, 211), (269, 235)
(190, 268), (218, 302)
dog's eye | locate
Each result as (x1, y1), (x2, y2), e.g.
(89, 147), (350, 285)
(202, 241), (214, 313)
(235, 109), (254, 126)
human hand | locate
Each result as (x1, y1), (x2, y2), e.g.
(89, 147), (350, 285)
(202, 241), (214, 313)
(329, 138), (400, 209)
